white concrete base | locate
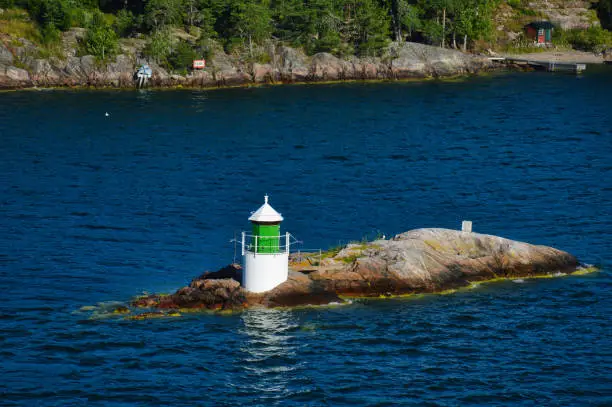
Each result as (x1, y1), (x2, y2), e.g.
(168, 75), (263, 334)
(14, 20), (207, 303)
(242, 252), (289, 293)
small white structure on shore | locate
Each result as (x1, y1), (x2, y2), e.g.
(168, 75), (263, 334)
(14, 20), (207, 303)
(462, 220), (473, 233)
(135, 64), (152, 88)
(241, 195), (290, 293)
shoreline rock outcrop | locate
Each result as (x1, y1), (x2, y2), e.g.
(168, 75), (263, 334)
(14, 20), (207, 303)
(131, 228), (581, 313)
(1, 39), (496, 90)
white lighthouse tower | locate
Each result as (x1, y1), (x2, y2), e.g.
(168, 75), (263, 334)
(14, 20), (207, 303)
(241, 195), (290, 293)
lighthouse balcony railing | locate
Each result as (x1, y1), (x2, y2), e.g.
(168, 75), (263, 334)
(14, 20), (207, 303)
(241, 232), (293, 255)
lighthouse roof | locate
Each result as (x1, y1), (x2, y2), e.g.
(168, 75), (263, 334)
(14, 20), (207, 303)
(249, 195), (284, 223)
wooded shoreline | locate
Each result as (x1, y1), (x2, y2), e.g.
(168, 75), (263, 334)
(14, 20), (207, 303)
(1, 41), (502, 89)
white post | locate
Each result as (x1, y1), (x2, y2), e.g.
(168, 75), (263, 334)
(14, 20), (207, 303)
(241, 231), (245, 255)
(255, 235), (258, 253)
(285, 232), (290, 254)
(462, 221), (473, 233)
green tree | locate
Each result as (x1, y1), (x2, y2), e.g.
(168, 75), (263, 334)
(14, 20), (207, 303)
(353, 0), (391, 56)
(452, 0), (495, 50)
(420, 18), (443, 44)
(145, 27), (173, 63)
(168, 40), (197, 71)
(196, 5), (218, 38)
(598, 0), (612, 30)
(398, 1), (421, 40)
(28, 0), (72, 30)
(419, 0), (451, 46)
(270, 0), (314, 44)
(389, 0), (421, 41)
(114, 8), (137, 36)
(99, 0), (145, 14)
(145, 0), (183, 30)
(41, 23), (61, 44)
(85, 11), (118, 59)
(416, 0), (495, 49)
(315, 30), (343, 53)
(185, 0), (198, 26)
(312, 0), (342, 48)
(565, 26), (612, 53)
(86, 25), (118, 58)
(228, 0), (272, 56)
(197, 36), (217, 60)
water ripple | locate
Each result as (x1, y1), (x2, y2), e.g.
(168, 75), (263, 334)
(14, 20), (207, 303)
(1, 73), (612, 405)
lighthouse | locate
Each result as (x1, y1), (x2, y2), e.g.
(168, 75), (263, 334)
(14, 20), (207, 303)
(241, 195), (290, 293)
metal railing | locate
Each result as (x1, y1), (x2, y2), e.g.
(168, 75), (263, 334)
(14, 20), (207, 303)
(241, 232), (293, 255)
(232, 232), (330, 269)
(291, 248), (323, 267)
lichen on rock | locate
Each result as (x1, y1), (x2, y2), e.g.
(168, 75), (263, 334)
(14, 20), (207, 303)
(0, 38), (495, 90)
(128, 228), (581, 314)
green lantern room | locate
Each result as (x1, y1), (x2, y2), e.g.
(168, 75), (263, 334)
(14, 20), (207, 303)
(248, 195), (284, 254)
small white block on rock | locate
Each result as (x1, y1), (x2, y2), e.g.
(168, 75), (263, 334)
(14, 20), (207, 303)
(462, 221), (472, 233)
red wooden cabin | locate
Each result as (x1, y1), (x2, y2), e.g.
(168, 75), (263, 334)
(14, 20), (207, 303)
(525, 21), (554, 46)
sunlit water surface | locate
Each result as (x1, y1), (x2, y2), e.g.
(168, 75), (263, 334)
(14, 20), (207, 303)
(1, 69), (611, 405)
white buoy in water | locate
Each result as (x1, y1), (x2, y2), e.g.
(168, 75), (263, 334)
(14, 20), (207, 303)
(105, 112), (109, 117)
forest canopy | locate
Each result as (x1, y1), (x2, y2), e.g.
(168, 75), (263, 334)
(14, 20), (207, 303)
(1, 0), (610, 68)
(1, 0), (500, 58)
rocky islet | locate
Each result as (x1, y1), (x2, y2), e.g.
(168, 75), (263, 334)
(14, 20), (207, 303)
(126, 228), (584, 318)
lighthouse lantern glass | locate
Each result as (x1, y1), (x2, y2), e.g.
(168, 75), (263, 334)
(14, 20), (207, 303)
(252, 223), (280, 253)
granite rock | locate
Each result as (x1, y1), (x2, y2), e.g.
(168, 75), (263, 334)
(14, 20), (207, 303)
(133, 228), (580, 310)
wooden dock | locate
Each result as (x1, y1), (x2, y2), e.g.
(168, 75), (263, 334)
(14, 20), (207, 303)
(492, 57), (587, 73)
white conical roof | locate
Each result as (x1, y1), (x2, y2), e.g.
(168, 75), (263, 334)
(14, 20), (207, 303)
(248, 195), (284, 223)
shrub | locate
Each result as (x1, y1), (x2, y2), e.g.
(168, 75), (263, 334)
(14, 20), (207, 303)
(84, 10), (117, 60)
(113, 8), (136, 37)
(420, 19), (443, 45)
(37, 23), (64, 58)
(144, 27), (172, 64)
(358, 37), (389, 57)
(255, 51), (271, 64)
(313, 31), (354, 58)
(167, 40), (197, 73)
(1, 0), (28, 7)
(85, 24), (117, 59)
(69, 8), (92, 28)
(0, 9), (42, 43)
(28, 0), (72, 31)
(558, 26), (612, 53)
(144, 0), (182, 31)
(40, 23), (61, 44)
(197, 37), (216, 61)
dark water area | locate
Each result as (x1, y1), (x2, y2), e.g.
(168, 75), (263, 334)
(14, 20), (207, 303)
(1, 68), (611, 405)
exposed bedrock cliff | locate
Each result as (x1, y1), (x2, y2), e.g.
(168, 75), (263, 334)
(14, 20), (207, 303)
(0, 39), (494, 90)
(132, 228), (580, 312)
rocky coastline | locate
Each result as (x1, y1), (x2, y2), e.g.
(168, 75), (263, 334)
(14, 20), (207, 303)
(1, 34), (497, 90)
(115, 228), (590, 319)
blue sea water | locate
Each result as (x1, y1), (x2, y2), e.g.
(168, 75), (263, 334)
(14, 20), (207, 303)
(1, 68), (612, 406)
